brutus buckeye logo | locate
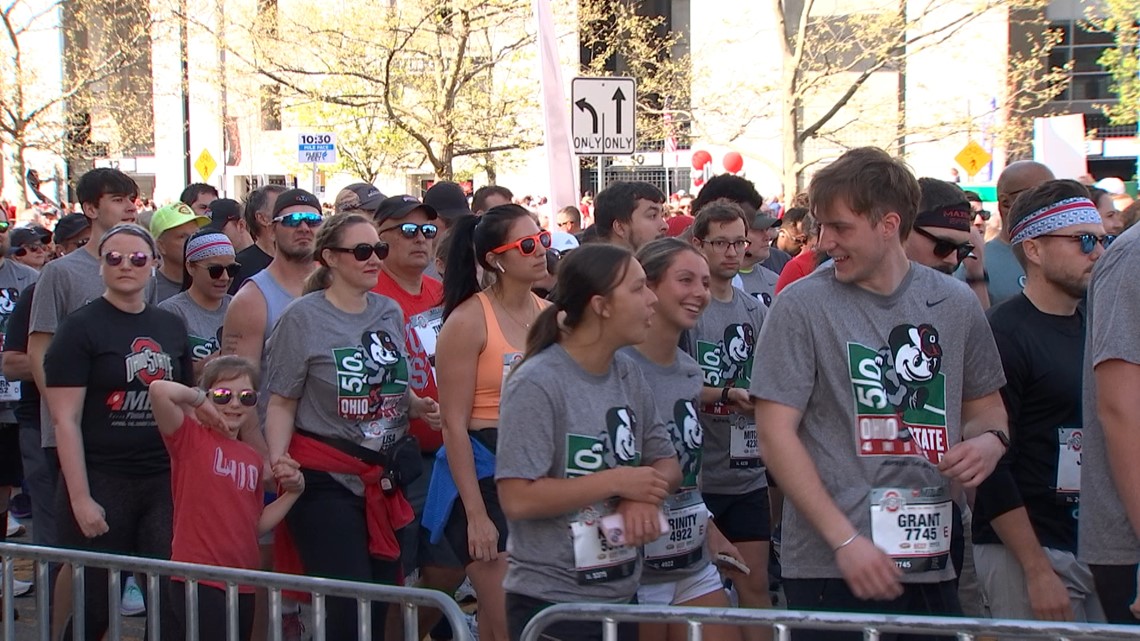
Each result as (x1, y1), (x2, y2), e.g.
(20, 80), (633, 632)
(124, 337), (173, 384)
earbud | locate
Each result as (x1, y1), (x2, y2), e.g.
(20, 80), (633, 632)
(496, 263), (506, 274)
(151, 267), (157, 277)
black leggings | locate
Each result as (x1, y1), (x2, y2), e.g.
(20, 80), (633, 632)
(286, 471), (401, 641)
(57, 468), (177, 641)
(169, 581), (256, 641)
(1091, 564), (1140, 625)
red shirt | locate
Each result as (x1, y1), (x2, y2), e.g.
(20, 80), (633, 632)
(775, 249), (820, 295)
(164, 416), (263, 591)
(372, 269), (445, 452)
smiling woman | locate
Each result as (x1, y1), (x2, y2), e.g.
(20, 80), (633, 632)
(159, 230), (237, 379)
(43, 223), (195, 640)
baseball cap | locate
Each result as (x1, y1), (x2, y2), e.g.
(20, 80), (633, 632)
(150, 202), (210, 239)
(9, 226), (51, 251)
(336, 183), (385, 214)
(53, 213), (91, 244)
(423, 182), (472, 221)
(750, 211), (780, 230)
(550, 230), (580, 253)
(205, 198), (242, 231)
(666, 215), (694, 237)
(271, 188), (322, 219)
(374, 195), (438, 226)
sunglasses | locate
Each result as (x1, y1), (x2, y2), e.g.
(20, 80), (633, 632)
(273, 212), (323, 228)
(209, 387), (258, 407)
(327, 242), (390, 261)
(1035, 233), (1116, 254)
(104, 251), (151, 267)
(203, 263), (241, 279)
(492, 230), (552, 256)
(381, 223), (438, 240)
(914, 227), (973, 263)
(15, 243), (46, 257)
(0, 222), (9, 233)
(975, 209), (992, 222)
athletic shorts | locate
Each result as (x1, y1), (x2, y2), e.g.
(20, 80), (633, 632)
(637, 563), (724, 606)
(0, 423), (22, 486)
(704, 488), (771, 543)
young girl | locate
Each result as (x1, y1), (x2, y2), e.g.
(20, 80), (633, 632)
(149, 356), (304, 641)
(496, 244), (681, 641)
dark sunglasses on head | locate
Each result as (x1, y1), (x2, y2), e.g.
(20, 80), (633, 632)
(381, 222), (438, 240)
(327, 242), (390, 261)
(204, 263), (241, 279)
(492, 230), (552, 256)
(914, 227), (973, 263)
(104, 251), (151, 268)
(209, 387), (258, 407)
(273, 212), (323, 228)
(15, 243), (46, 257)
(1035, 233), (1116, 254)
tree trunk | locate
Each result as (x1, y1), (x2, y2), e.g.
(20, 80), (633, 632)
(14, 143), (29, 208)
(484, 155), (497, 185)
(781, 75), (803, 199)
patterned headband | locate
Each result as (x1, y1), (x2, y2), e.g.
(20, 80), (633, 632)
(185, 233), (234, 262)
(1010, 197), (1101, 245)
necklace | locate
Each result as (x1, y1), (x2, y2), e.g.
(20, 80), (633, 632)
(495, 294), (537, 329)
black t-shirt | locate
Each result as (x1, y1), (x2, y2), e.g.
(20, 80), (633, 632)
(4, 282), (38, 424)
(973, 294), (1084, 552)
(44, 298), (193, 477)
(230, 244), (273, 295)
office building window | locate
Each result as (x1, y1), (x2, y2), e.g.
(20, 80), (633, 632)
(1049, 21), (1116, 102)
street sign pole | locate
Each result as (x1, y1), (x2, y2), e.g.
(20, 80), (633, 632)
(311, 162), (318, 196)
(598, 156), (604, 193)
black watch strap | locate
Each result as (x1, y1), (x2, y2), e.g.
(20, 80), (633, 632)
(984, 429), (1010, 450)
(721, 387), (731, 404)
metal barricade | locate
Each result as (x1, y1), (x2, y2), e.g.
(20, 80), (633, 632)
(1, 543), (474, 641)
(521, 603), (1140, 641)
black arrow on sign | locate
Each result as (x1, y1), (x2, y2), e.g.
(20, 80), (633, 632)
(575, 99), (598, 134)
(612, 88), (626, 134)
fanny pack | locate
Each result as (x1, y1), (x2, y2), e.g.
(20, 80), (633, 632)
(297, 430), (423, 495)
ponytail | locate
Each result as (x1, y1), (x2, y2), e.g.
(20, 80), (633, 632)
(442, 215), (481, 320)
(303, 265), (332, 294)
(524, 306), (562, 359)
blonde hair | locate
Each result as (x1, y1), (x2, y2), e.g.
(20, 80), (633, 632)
(303, 212), (373, 294)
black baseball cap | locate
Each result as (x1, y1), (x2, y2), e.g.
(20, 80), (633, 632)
(53, 213), (91, 244)
(205, 198), (243, 230)
(423, 182), (471, 221)
(9, 226), (51, 250)
(374, 195), (438, 226)
(750, 211), (780, 230)
(337, 183), (386, 213)
(271, 188), (322, 219)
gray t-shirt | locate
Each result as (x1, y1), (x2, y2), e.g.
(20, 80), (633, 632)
(0, 259), (38, 423)
(749, 263), (1005, 583)
(1079, 224), (1140, 565)
(961, 239), (1024, 307)
(496, 344), (676, 603)
(265, 291), (411, 496)
(30, 248), (157, 445)
(621, 346), (711, 583)
(158, 291), (231, 362)
(154, 271), (182, 303)
(686, 287), (767, 495)
(733, 266), (780, 308)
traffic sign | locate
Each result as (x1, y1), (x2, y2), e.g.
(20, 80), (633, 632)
(955, 141), (992, 178)
(194, 149), (217, 183)
(571, 77), (636, 156)
(298, 133), (337, 164)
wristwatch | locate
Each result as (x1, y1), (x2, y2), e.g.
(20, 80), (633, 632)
(984, 429), (1010, 450)
(721, 387), (732, 405)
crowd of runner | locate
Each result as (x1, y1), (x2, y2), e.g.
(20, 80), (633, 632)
(1, 147), (1140, 641)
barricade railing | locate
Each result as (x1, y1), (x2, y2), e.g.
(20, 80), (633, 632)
(1, 542), (474, 641)
(521, 602), (1140, 641)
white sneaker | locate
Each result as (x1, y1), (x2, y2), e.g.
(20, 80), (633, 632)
(5, 516), (25, 538)
(120, 576), (146, 617)
(454, 577), (476, 603)
(0, 572), (33, 598)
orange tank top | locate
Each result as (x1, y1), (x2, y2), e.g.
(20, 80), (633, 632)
(471, 292), (531, 421)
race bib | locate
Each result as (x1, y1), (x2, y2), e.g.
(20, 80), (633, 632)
(1055, 427), (1081, 503)
(729, 415), (761, 468)
(870, 487), (952, 574)
(645, 489), (708, 571)
(359, 419), (408, 450)
(0, 376), (19, 403)
(502, 352), (523, 389)
(570, 502), (638, 584)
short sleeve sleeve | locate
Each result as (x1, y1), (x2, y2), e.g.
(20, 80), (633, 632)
(4, 284), (34, 353)
(962, 303), (1006, 400)
(1089, 250), (1140, 367)
(496, 377), (556, 481)
(264, 309), (308, 399)
(29, 267), (64, 334)
(749, 292), (816, 411)
(44, 317), (93, 387)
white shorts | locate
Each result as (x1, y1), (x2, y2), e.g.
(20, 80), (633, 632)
(637, 563), (724, 606)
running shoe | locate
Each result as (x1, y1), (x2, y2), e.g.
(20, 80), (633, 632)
(120, 576), (146, 617)
(0, 572), (33, 598)
(9, 493), (31, 519)
(5, 516), (25, 538)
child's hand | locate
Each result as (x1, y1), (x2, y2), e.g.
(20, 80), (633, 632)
(411, 395), (442, 430)
(273, 454), (304, 493)
(194, 400), (231, 436)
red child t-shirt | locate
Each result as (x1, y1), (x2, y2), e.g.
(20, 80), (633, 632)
(372, 269), (445, 452)
(164, 415), (263, 591)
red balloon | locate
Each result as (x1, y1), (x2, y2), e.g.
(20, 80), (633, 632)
(723, 151), (744, 174)
(691, 150), (712, 170)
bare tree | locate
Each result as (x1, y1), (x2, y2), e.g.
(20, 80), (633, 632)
(0, 0), (156, 206)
